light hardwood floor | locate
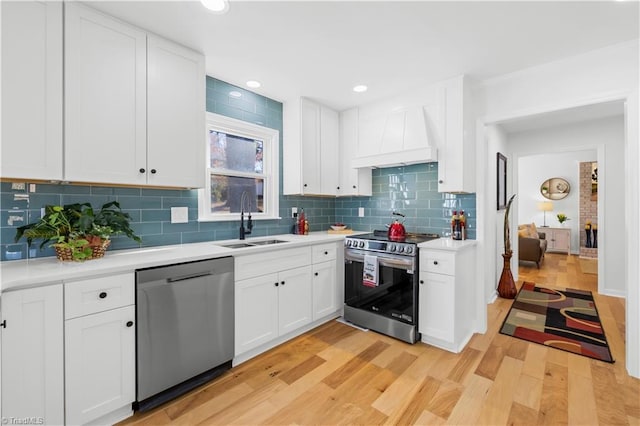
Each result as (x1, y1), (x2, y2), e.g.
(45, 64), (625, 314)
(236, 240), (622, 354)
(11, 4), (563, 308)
(121, 253), (639, 425)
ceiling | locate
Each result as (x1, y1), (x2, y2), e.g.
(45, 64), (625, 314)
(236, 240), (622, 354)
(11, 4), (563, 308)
(86, 0), (639, 111)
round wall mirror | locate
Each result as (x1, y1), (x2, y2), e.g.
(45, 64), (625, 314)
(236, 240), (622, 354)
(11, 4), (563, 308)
(541, 177), (571, 200)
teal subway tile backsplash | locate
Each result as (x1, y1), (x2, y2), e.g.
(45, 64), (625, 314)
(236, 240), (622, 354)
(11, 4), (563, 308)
(0, 76), (475, 261)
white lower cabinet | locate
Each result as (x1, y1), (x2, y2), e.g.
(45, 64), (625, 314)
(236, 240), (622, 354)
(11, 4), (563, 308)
(64, 273), (136, 425)
(545, 227), (571, 254)
(235, 266), (312, 355)
(418, 244), (476, 353)
(311, 242), (339, 320)
(1, 285), (64, 425)
(65, 305), (135, 425)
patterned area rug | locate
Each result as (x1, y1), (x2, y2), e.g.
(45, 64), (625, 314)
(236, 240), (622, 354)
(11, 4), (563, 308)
(500, 282), (614, 363)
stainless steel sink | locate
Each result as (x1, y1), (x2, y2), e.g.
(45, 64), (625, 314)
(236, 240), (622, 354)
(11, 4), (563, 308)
(250, 239), (288, 246)
(219, 242), (257, 249)
(217, 239), (289, 249)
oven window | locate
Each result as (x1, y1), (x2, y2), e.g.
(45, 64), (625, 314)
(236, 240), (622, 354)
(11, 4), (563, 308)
(345, 259), (417, 324)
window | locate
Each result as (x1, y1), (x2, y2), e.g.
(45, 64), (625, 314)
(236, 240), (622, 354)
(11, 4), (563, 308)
(198, 113), (280, 221)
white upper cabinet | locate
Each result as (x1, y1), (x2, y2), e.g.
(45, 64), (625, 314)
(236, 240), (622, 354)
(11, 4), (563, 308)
(284, 97), (339, 196)
(147, 36), (205, 188)
(1, 1), (63, 181)
(437, 75), (475, 193)
(65, 3), (205, 188)
(338, 108), (372, 196)
(64, 2), (147, 185)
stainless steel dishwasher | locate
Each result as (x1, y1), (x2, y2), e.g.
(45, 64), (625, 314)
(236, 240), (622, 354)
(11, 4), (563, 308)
(135, 256), (234, 412)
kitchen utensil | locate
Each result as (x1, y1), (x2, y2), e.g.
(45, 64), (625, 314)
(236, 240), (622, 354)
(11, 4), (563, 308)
(387, 212), (406, 240)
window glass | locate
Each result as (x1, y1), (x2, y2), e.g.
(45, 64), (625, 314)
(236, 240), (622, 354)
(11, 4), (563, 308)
(210, 175), (265, 213)
(209, 131), (263, 173)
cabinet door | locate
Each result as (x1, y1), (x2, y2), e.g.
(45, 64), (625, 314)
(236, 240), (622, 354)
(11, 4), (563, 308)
(65, 305), (135, 425)
(338, 108), (372, 196)
(312, 261), (338, 321)
(300, 98), (322, 194)
(278, 266), (313, 335)
(64, 3), (147, 185)
(235, 274), (279, 355)
(1, 285), (64, 425)
(1, 1), (63, 180)
(418, 272), (455, 343)
(320, 106), (339, 195)
(147, 36), (205, 188)
(437, 75), (474, 193)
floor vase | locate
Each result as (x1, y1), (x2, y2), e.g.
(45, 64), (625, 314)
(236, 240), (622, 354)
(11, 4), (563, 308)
(498, 251), (517, 299)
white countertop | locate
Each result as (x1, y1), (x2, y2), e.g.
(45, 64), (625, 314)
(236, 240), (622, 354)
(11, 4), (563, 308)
(418, 238), (477, 251)
(0, 232), (350, 292)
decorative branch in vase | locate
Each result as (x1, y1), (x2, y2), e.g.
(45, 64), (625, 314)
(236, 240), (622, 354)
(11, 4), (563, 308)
(498, 194), (517, 299)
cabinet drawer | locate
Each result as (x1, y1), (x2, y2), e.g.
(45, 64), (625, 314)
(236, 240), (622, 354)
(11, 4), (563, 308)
(312, 243), (337, 263)
(235, 247), (312, 281)
(420, 250), (456, 276)
(65, 273), (134, 319)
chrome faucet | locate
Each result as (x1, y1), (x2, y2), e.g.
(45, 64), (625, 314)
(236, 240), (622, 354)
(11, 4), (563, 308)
(239, 191), (253, 240)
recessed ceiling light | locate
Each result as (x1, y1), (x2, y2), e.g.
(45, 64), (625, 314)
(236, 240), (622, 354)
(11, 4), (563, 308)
(353, 85), (368, 93)
(200, 0), (229, 13)
(246, 80), (261, 89)
(229, 91), (242, 98)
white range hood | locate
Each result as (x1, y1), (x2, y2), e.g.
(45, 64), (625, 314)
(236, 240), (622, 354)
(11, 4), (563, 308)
(351, 105), (437, 169)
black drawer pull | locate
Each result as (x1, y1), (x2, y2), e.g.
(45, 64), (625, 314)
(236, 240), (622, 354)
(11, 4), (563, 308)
(139, 168), (145, 173)
(324, 251), (328, 255)
(420, 280), (424, 284)
(281, 281), (285, 286)
(433, 261), (438, 265)
(150, 169), (157, 174)
(99, 292), (107, 299)
(126, 321), (134, 327)
(314, 272), (319, 276)
(275, 282), (279, 287)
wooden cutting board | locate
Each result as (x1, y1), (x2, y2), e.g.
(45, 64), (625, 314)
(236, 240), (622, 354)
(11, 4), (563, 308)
(327, 228), (353, 234)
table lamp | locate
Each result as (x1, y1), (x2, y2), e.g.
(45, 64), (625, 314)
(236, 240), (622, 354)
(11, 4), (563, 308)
(537, 201), (553, 227)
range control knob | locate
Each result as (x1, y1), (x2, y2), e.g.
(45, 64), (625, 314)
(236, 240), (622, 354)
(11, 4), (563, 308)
(359, 241), (365, 248)
(345, 240), (351, 247)
(396, 246), (404, 253)
(405, 246), (413, 254)
(388, 244), (395, 252)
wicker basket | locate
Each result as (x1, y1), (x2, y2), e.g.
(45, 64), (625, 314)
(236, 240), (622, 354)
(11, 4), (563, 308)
(54, 239), (111, 262)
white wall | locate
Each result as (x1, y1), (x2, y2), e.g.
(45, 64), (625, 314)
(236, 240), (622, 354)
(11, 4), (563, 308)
(474, 39), (639, 378)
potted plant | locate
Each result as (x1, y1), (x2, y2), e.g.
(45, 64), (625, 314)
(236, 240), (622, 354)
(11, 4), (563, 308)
(15, 201), (141, 261)
(557, 213), (570, 225)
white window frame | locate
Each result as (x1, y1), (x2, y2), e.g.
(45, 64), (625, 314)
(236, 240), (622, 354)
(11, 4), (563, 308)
(198, 112), (280, 222)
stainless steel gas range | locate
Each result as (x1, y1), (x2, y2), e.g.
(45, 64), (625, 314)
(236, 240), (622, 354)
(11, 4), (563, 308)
(343, 231), (439, 343)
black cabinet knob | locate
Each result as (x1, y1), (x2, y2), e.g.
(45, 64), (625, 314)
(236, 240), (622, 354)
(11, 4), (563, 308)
(139, 168), (145, 173)
(433, 261), (438, 265)
(275, 282), (279, 287)
(99, 292), (107, 299)
(324, 251), (328, 255)
(126, 321), (134, 327)
(352, 185), (356, 189)
(337, 186), (340, 190)
(281, 281), (285, 286)
(304, 183), (308, 187)
(314, 272), (319, 276)
(150, 169), (157, 174)
(420, 280), (424, 284)
(438, 180), (444, 184)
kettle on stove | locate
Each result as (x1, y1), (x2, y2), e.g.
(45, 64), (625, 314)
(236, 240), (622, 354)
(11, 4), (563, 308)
(386, 212), (406, 241)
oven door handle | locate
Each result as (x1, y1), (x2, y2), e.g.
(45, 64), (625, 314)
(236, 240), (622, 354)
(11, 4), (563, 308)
(345, 250), (415, 270)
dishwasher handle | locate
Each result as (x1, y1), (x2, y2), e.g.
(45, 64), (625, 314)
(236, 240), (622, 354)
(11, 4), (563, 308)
(166, 271), (213, 283)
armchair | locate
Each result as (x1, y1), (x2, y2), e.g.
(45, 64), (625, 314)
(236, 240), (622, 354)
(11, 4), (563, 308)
(518, 224), (548, 268)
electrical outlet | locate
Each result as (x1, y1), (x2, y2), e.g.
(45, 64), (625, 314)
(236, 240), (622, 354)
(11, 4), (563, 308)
(29, 184), (36, 192)
(11, 183), (25, 190)
(358, 207), (365, 217)
(170, 207), (189, 224)
(291, 207), (298, 218)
